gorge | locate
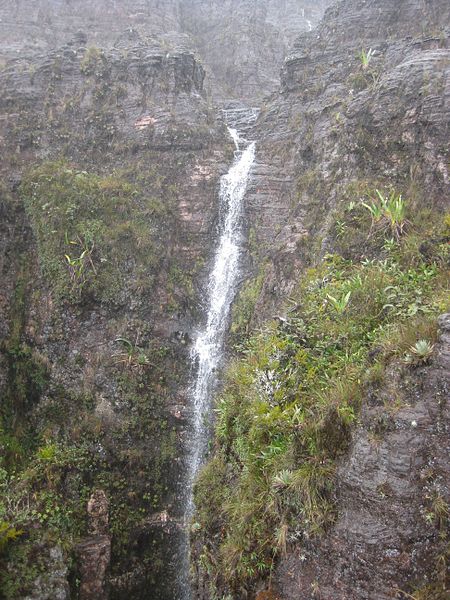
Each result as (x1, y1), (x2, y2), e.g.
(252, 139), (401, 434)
(0, 1), (449, 600)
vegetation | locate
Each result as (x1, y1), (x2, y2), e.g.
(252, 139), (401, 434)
(359, 48), (376, 70)
(113, 336), (151, 370)
(362, 189), (409, 240)
(193, 193), (449, 595)
(403, 339), (435, 366)
(0, 230), (181, 597)
(230, 264), (267, 344)
(21, 162), (166, 304)
(0, 352), (179, 597)
(80, 46), (106, 77)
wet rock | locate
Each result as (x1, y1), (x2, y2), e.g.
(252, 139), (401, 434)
(275, 314), (450, 598)
(0, 1), (331, 103)
(77, 537), (111, 600)
(23, 546), (70, 600)
(245, 0), (450, 323)
(77, 490), (111, 600)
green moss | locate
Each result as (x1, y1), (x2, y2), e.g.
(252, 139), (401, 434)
(21, 161), (165, 305)
(230, 265), (267, 344)
(0, 260), (50, 470)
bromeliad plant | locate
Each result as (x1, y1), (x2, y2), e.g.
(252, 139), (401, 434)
(403, 339), (435, 366)
(359, 48), (376, 70)
(113, 335), (150, 370)
(363, 189), (409, 240)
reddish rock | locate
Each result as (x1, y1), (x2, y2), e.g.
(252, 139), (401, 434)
(77, 490), (111, 600)
(256, 589), (281, 600)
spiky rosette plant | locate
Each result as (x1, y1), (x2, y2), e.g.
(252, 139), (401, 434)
(404, 339), (435, 366)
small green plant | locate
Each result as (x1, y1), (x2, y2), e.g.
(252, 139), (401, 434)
(80, 46), (104, 76)
(335, 219), (348, 239)
(404, 339), (435, 366)
(64, 235), (97, 296)
(359, 48), (375, 70)
(327, 290), (351, 313)
(362, 189), (409, 240)
(114, 336), (150, 370)
(382, 237), (398, 254)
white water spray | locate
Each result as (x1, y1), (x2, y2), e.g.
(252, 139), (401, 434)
(189, 130), (256, 483)
(177, 125), (256, 599)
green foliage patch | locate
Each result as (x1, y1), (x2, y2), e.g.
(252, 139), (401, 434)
(21, 162), (166, 304)
(193, 197), (449, 594)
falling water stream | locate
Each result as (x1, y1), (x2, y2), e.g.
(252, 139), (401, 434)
(189, 129), (256, 488)
(178, 122), (256, 598)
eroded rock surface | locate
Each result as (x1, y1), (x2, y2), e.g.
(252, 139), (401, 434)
(0, 0), (449, 599)
(77, 491), (111, 600)
(276, 314), (450, 599)
(0, 0), (331, 103)
(245, 0), (450, 322)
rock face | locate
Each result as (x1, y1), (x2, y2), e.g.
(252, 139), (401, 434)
(0, 6), (230, 598)
(276, 314), (450, 599)
(189, 0), (450, 598)
(0, 0), (331, 103)
(22, 546), (70, 600)
(77, 491), (111, 600)
(180, 0), (330, 101)
(0, 0), (449, 599)
(244, 0), (450, 320)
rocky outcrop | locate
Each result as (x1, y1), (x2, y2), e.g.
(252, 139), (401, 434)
(0, 0), (331, 104)
(244, 0), (450, 321)
(22, 546), (70, 600)
(276, 314), (450, 599)
(77, 491), (111, 600)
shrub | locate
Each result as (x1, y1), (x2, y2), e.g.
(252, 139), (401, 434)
(193, 209), (448, 593)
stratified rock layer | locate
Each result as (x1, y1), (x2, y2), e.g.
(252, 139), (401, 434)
(0, 0), (331, 103)
(276, 314), (450, 599)
(245, 0), (449, 319)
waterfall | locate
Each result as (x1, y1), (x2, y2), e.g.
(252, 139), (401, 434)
(189, 130), (256, 482)
(178, 124), (256, 599)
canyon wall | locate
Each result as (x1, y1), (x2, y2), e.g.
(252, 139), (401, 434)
(192, 0), (450, 598)
(0, 0), (448, 599)
(0, 1), (331, 598)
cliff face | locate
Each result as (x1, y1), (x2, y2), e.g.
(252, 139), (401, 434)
(276, 312), (450, 599)
(0, 0), (449, 599)
(0, 0), (331, 104)
(179, 0), (330, 102)
(0, 1), (332, 598)
(191, 0), (450, 599)
(244, 0), (449, 318)
(0, 24), (229, 600)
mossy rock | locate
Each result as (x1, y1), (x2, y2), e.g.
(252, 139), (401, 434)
(21, 161), (167, 305)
